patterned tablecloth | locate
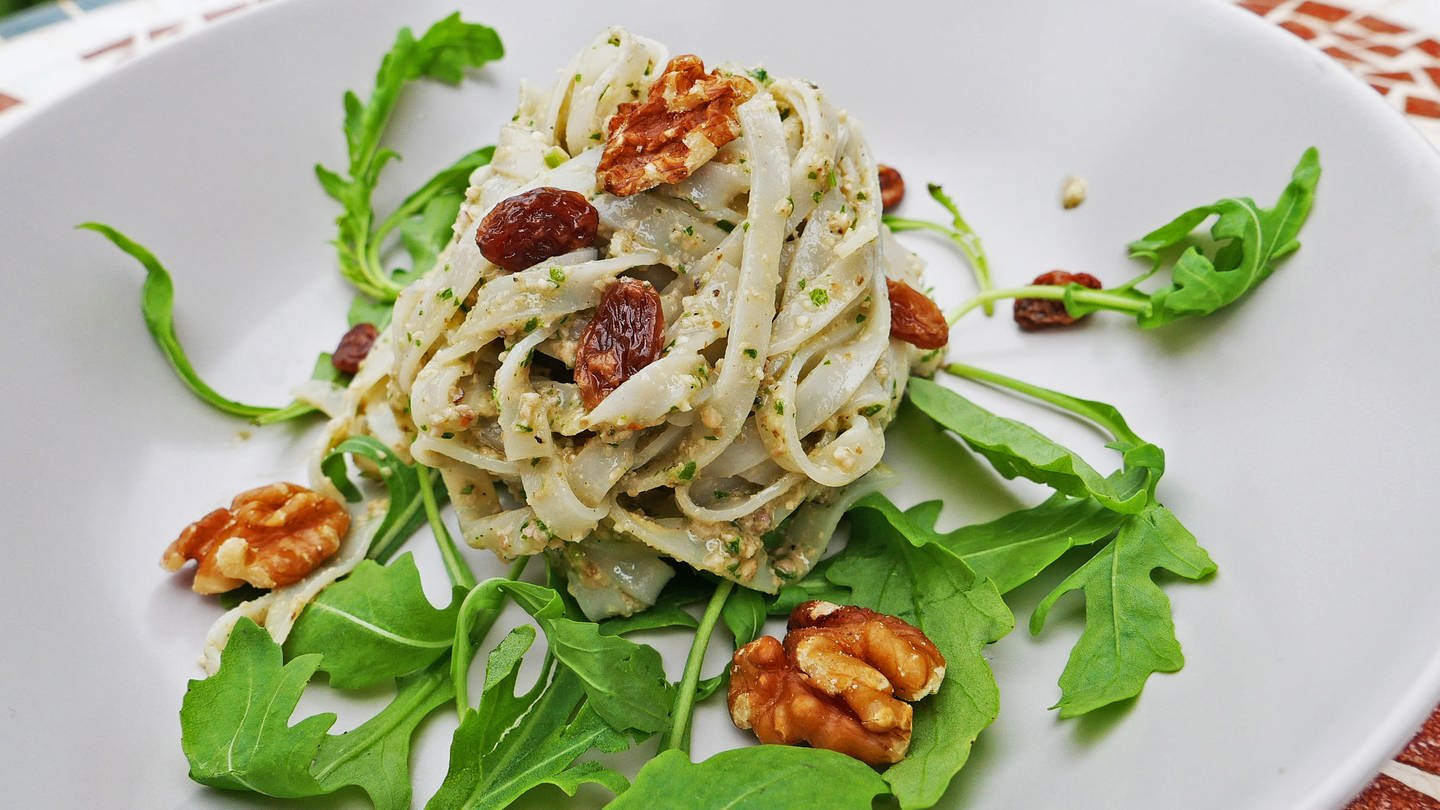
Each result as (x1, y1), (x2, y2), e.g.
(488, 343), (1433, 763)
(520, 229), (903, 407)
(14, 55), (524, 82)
(2, 1), (1438, 807)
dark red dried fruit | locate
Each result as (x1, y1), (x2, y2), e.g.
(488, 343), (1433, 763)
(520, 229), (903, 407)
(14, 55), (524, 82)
(1013, 270), (1103, 331)
(886, 278), (948, 350)
(575, 278), (665, 410)
(877, 165), (905, 211)
(331, 322), (379, 374)
(475, 187), (599, 272)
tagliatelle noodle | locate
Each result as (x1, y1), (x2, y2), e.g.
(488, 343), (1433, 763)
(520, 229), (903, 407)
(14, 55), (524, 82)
(303, 26), (941, 621)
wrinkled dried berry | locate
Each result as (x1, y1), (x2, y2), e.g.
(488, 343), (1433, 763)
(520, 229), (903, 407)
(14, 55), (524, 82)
(475, 187), (599, 272)
(1013, 270), (1103, 331)
(331, 323), (379, 374)
(575, 278), (665, 410)
(878, 164), (905, 211)
(886, 278), (948, 350)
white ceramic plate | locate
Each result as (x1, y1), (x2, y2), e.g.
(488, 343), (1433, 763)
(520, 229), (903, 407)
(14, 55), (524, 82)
(3, 0), (1439, 806)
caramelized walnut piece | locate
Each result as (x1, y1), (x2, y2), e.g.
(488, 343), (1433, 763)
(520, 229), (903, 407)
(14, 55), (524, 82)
(886, 278), (949, 350)
(877, 164), (905, 211)
(331, 322), (379, 374)
(597, 55), (756, 197)
(161, 483), (350, 595)
(1013, 269), (1103, 330)
(475, 187), (599, 272)
(574, 278), (665, 410)
(727, 600), (947, 766)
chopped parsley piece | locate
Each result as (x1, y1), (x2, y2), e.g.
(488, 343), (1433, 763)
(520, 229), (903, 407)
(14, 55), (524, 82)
(809, 288), (830, 307)
(677, 461), (697, 481)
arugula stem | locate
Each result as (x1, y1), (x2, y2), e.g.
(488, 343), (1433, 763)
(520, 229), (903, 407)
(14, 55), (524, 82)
(251, 399), (318, 425)
(451, 557), (529, 717)
(883, 183), (995, 314)
(368, 495), (427, 564)
(945, 284), (1150, 326)
(664, 579), (735, 755)
(417, 465), (477, 590)
(943, 362), (1140, 445)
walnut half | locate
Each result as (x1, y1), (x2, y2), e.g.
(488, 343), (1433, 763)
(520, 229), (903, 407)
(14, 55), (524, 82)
(596, 54), (755, 197)
(161, 482), (349, 594)
(727, 600), (947, 765)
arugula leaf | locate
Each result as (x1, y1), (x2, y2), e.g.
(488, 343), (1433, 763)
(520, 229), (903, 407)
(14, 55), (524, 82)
(180, 619), (333, 797)
(944, 494), (1126, 593)
(599, 602), (699, 636)
(922, 364), (1217, 716)
(78, 223), (333, 422)
(312, 659), (454, 809)
(427, 627), (630, 809)
(883, 183), (994, 313)
(907, 376), (1154, 514)
(347, 292), (395, 329)
(1128, 146), (1321, 327)
(181, 618), (457, 808)
(284, 554), (463, 689)
(829, 495), (1013, 809)
(944, 148), (1320, 326)
(498, 580), (676, 735)
(320, 435), (434, 563)
(610, 747), (890, 810)
(317, 15), (502, 301)
(720, 584), (768, 647)
(393, 146), (494, 274)
(1030, 504), (1216, 717)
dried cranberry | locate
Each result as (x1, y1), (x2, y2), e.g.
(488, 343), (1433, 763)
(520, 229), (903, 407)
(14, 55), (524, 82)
(877, 165), (905, 211)
(575, 278), (665, 410)
(331, 323), (379, 374)
(886, 278), (948, 350)
(1013, 270), (1103, 331)
(475, 187), (599, 272)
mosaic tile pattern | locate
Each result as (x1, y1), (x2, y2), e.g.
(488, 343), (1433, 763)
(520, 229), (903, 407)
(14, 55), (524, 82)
(0, 0), (265, 133)
(1238, 0), (1440, 145)
(0, 0), (1438, 807)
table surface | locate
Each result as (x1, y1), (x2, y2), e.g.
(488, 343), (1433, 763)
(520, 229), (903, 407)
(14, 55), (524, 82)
(2, 0), (1438, 807)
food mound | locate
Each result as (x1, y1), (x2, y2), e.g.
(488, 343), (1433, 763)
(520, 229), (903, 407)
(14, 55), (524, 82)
(314, 27), (947, 620)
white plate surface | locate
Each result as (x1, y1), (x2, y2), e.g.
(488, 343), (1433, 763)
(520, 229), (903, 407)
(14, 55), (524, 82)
(2, 0), (1439, 807)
